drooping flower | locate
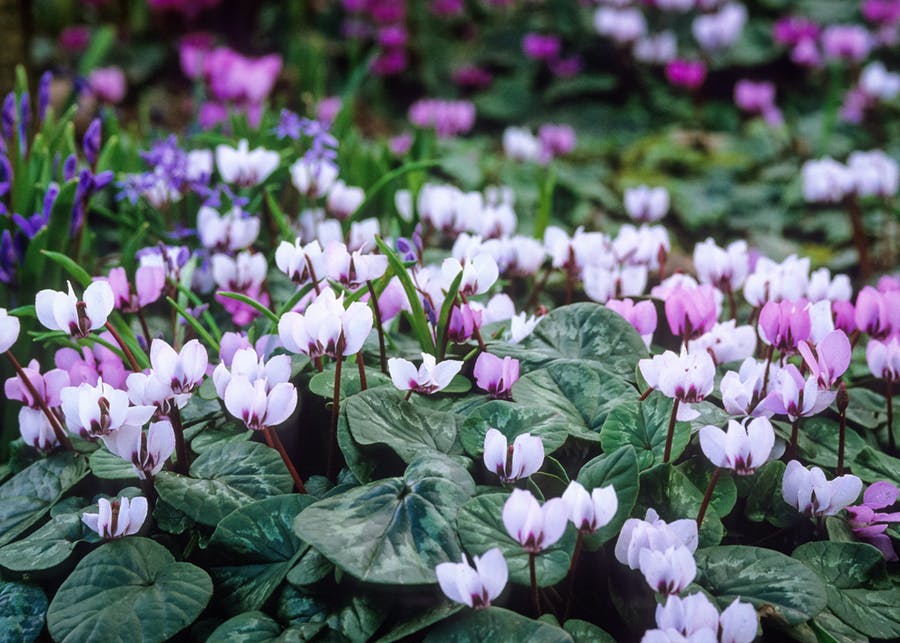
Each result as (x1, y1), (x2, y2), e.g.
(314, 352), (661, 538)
(855, 286), (900, 339)
(388, 353), (462, 395)
(624, 185), (669, 223)
(223, 376), (297, 432)
(215, 140), (279, 187)
(782, 460), (862, 517)
(0, 307), (19, 352)
(435, 548), (508, 609)
(615, 508), (698, 570)
(846, 481), (900, 561)
(758, 300), (811, 354)
(103, 420), (175, 480)
(699, 418), (775, 475)
(473, 353), (519, 399)
(867, 336), (900, 381)
(688, 321), (757, 365)
(561, 480), (618, 534)
(638, 349), (716, 421)
(275, 238), (325, 285)
(441, 254), (500, 297)
(502, 488), (569, 553)
(483, 428), (544, 483)
(105, 266), (165, 313)
(760, 364), (835, 421)
(797, 330), (851, 389)
(36, 281), (115, 338)
(82, 496), (148, 539)
(279, 288), (373, 359)
(60, 379), (155, 439)
(665, 285), (718, 341)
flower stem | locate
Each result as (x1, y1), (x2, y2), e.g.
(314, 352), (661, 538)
(356, 351), (367, 391)
(696, 467), (721, 527)
(264, 427), (307, 493)
(529, 552), (541, 617)
(663, 399), (680, 463)
(169, 407), (189, 475)
(327, 352), (344, 480)
(104, 321), (141, 372)
(563, 531), (584, 621)
(5, 351), (73, 451)
(888, 379), (895, 453)
(366, 280), (387, 373)
(837, 384), (848, 475)
(404, 389), (413, 402)
(787, 417), (800, 461)
(846, 196), (873, 282)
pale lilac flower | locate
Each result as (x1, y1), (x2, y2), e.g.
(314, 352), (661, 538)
(349, 218), (381, 252)
(147, 339), (208, 395)
(197, 206), (260, 252)
(483, 428), (544, 483)
(502, 127), (542, 162)
(583, 265), (648, 304)
(615, 508), (698, 570)
(215, 140), (280, 187)
(82, 496), (148, 539)
(761, 364), (835, 421)
(561, 480), (618, 534)
(694, 238), (749, 292)
(103, 420), (175, 479)
(326, 180), (365, 219)
(797, 330), (851, 389)
(633, 31), (677, 65)
(855, 285), (900, 339)
(473, 353), (519, 399)
(279, 288), (373, 359)
(846, 481), (900, 560)
(502, 488), (569, 553)
(719, 599), (759, 643)
(408, 99), (475, 138)
(388, 353), (462, 395)
(625, 186), (669, 223)
(866, 336), (900, 380)
(447, 304), (482, 344)
(36, 281), (115, 338)
(435, 548), (508, 609)
(323, 242), (388, 288)
(743, 255), (810, 306)
(639, 350), (716, 421)
(692, 3), (747, 52)
(275, 238), (325, 285)
(105, 266), (165, 313)
(212, 346), (290, 399)
(19, 407), (58, 451)
(441, 254), (499, 297)
(594, 7), (647, 43)
(60, 378), (155, 439)
(720, 358), (769, 416)
(665, 285), (718, 341)
(606, 298), (657, 349)
(700, 417), (775, 475)
(613, 224), (670, 270)
(802, 157), (854, 203)
(88, 67), (126, 104)
(860, 62), (900, 100)
(782, 460), (862, 516)
(0, 307), (19, 352)
(211, 251), (267, 292)
(644, 593), (719, 643)
(639, 545), (696, 595)
(807, 268), (852, 303)
(822, 25), (873, 63)
(847, 150), (899, 198)
(688, 321), (757, 365)
(223, 376), (297, 431)
(290, 157), (339, 198)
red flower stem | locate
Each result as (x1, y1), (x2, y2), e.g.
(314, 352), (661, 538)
(663, 399), (680, 463)
(529, 552), (541, 616)
(327, 351), (344, 480)
(104, 321), (141, 372)
(264, 427), (307, 494)
(169, 407), (189, 475)
(356, 351), (367, 391)
(366, 280), (388, 373)
(696, 467), (721, 527)
(5, 351), (73, 451)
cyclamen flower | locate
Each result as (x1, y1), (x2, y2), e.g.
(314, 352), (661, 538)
(802, 158), (854, 203)
(82, 496), (148, 539)
(146, 339), (208, 396)
(103, 420), (175, 479)
(644, 594), (758, 643)
(19, 407), (58, 451)
(797, 330), (851, 389)
(694, 238), (749, 292)
(855, 286), (900, 339)
(502, 488), (569, 553)
(509, 312), (540, 344)
(561, 480), (617, 534)
(782, 460), (862, 517)
(483, 428), (544, 483)
(290, 158), (339, 198)
(36, 281), (115, 338)
(665, 60), (707, 90)
(594, 7), (647, 44)
(847, 150), (899, 198)
(441, 255), (499, 297)
(665, 285), (718, 341)
(197, 206), (260, 252)
(5, 359), (68, 409)
(326, 180), (365, 219)
(606, 298), (657, 350)
(867, 336), (900, 380)
(846, 481), (900, 561)
(215, 140), (279, 187)
(105, 266), (165, 313)
(473, 353), (519, 399)
(720, 358), (769, 416)
(60, 379), (155, 439)
(212, 346), (290, 399)
(624, 186), (669, 223)
(279, 288), (373, 359)
(388, 353), (462, 395)
(435, 548), (508, 609)
(761, 364), (835, 421)
(223, 376), (297, 431)
(639, 545), (696, 596)
(615, 508), (698, 570)
(0, 307), (19, 352)
(758, 300), (811, 354)
(638, 350), (716, 421)
(323, 243), (388, 289)
(700, 418), (775, 475)
(88, 67), (126, 104)
(275, 238), (325, 285)
(688, 321), (757, 365)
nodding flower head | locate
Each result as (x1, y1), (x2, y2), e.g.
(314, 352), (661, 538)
(36, 281), (115, 338)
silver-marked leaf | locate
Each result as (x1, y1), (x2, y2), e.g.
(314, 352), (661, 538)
(513, 361), (635, 442)
(490, 302), (647, 375)
(456, 493), (574, 587)
(424, 606), (573, 642)
(459, 400), (570, 458)
(155, 442), (294, 526)
(600, 393), (690, 469)
(0, 582), (47, 643)
(576, 446), (639, 549)
(88, 447), (138, 480)
(309, 368), (393, 399)
(0, 512), (83, 571)
(47, 537), (212, 643)
(637, 464), (724, 547)
(294, 455), (475, 584)
(695, 545), (828, 626)
(0, 452), (88, 546)
(207, 611), (302, 643)
(278, 585), (386, 641)
(208, 495), (314, 614)
(563, 619), (616, 643)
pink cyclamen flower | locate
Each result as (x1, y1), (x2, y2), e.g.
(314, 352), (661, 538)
(761, 364), (835, 421)
(821, 25), (873, 63)
(624, 185), (669, 223)
(483, 428), (544, 483)
(105, 266), (165, 313)
(103, 420), (175, 480)
(223, 376), (297, 431)
(88, 67), (126, 104)
(473, 353), (519, 399)
(773, 16), (820, 46)
(758, 300), (811, 354)
(561, 480), (618, 534)
(665, 59), (707, 90)
(639, 545), (696, 596)
(615, 508), (699, 571)
(388, 353), (462, 395)
(538, 124), (576, 163)
(846, 481), (900, 561)
(522, 33), (561, 61)
(665, 285), (718, 341)
(447, 304), (482, 344)
(4, 359), (68, 409)
(782, 460), (862, 517)
(797, 329), (851, 389)
(502, 488), (569, 553)
(279, 288), (373, 359)
(408, 99), (476, 138)
(638, 350), (716, 421)
(36, 281), (115, 338)
(855, 285), (900, 339)
(435, 548), (508, 609)
(82, 496), (147, 539)
(0, 308), (19, 352)
(699, 417), (775, 475)
(866, 336), (900, 380)
(606, 298), (657, 350)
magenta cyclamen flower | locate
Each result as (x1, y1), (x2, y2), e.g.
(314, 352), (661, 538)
(846, 481), (900, 561)
(522, 33), (561, 61)
(483, 428), (544, 483)
(758, 300), (811, 354)
(435, 548), (508, 609)
(665, 60), (707, 90)
(473, 353), (519, 399)
(855, 285), (900, 339)
(665, 285), (718, 341)
(502, 488), (569, 553)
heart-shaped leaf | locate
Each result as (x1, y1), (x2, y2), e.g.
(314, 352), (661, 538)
(0, 582), (47, 643)
(576, 446), (640, 549)
(47, 537), (212, 643)
(88, 448), (138, 480)
(0, 452), (88, 546)
(459, 400), (571, 458)
(294, 454), (474, 584)
(0, 512), (83, 572)
(423, 606), (573, 642)
(513, 361), (635, 442)
(490, 302), (646, 375)
(208, 495), (314, 614)
(155, 441), (294, 526)
(695, 545), (828, 626)
(456, 493), (574, 587)
(637, 463), (723, 547)
(600, 393), (689, 469)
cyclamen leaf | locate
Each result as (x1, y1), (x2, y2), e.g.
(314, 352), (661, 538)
(0, 582), (47, 643)
(424, 606), (573, 642)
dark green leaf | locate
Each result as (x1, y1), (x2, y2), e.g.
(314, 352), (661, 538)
(0, 512), (83, 571)
(459, 400), (570, 459)
(0, 582), (47, 643)
(375, 603), (462, 643)
(424, 606), (573, 642)
(88, 447), (138, 480)
(601, 393), (690, 469)
(563, 619), (616, 643)
(576, 447), (640, 548)
(638, 464), (723, 547)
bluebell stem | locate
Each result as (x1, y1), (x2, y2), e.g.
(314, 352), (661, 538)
(1, 92), (16, 143)
(83, 118), (101, 167)
(38, 71), (51, 123)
